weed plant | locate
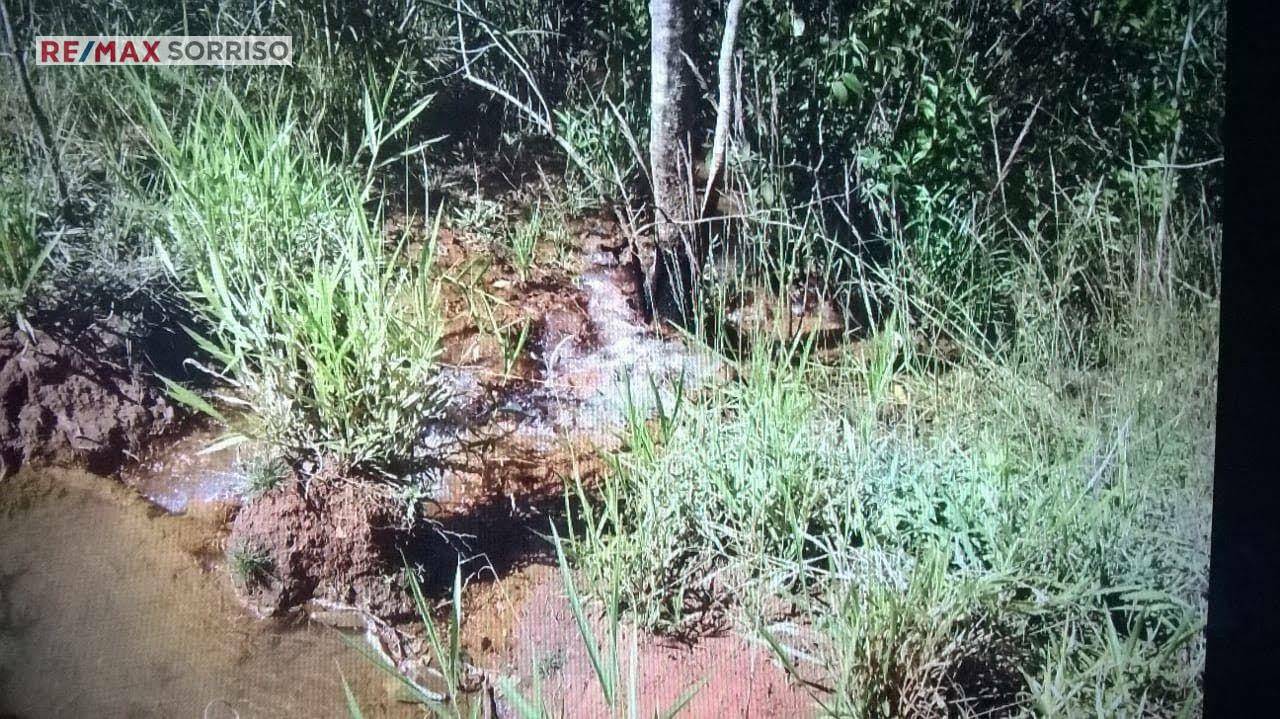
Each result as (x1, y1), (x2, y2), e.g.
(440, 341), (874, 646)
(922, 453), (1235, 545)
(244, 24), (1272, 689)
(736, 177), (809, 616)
(237, 453), (290, 498)
(345, 539), (701, 719)
(4, 2), (1221, 716)
(138, 82), (447, 471)
(0, 174), (51, 317)
(227, 542), (273, 588)
(504, 208), (543, 280)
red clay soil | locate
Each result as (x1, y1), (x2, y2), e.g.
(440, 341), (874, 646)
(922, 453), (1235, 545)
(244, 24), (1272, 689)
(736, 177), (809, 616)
(226, 473), (417, 619)
(462, 565), (818, 718)
(0, 323), (175, 477)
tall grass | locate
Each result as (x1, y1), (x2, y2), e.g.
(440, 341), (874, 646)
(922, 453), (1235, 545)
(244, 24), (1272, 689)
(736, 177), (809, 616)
(567, 176), (1217, 715)
(0, 175), (53, 318)
(503, 206), (543, 281)
(345, 538), (701, 719)
(138, 82), (447, 470)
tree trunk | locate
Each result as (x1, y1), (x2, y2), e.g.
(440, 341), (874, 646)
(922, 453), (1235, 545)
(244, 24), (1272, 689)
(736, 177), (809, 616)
(645, 0), (698, 322)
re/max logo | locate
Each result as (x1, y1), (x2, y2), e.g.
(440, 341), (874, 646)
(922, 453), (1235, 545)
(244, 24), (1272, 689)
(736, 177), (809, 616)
(35, 36), (292, 66)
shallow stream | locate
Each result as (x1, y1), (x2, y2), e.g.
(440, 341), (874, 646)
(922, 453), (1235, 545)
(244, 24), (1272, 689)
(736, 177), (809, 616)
(0, 232), (728, 718)
(0, 469), (413, 718)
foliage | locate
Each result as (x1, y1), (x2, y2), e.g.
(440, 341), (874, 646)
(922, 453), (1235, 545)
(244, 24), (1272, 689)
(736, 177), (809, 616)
(344, 548), (700, 718)
(5, 2), (1221, 716)
(237, 453), (290, 498)
(569, 189), (1217, 715)
(139, 82), (447, 471)
(227, 541), (273, 588)
(503, 206), (543, 280)
(0, 170), (52, 318)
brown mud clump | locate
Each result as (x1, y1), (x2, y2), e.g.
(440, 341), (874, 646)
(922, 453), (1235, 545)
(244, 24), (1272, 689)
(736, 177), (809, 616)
(226, 471), (415, 619)
(0, 323), (175, 477)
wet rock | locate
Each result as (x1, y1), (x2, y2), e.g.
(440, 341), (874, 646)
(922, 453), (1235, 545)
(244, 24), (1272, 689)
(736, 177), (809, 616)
(118, 421), (253, 513)
(0, 324), (175, 477)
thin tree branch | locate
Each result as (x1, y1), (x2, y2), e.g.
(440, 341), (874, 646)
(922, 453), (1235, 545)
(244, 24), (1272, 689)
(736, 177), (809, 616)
(452, 0), (598, 187)
(993, 98), (1041, 195)
(699, 0), (745, 218)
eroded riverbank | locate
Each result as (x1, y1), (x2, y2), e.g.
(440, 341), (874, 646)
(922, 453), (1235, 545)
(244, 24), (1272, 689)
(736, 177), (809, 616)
(0, 213), (820, 717)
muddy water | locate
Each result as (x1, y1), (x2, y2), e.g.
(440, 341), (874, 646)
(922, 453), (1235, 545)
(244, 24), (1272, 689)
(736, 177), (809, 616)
(0, 469), (413, 718)
(418, 243), (725, 512)
(0, 230), (731, 718)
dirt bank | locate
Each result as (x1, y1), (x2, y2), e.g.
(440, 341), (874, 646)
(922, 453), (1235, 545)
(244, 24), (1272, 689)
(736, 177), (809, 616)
(0, 321), (175, 477)
(227, 471), (418, 620)
(460, 564), (817, 717)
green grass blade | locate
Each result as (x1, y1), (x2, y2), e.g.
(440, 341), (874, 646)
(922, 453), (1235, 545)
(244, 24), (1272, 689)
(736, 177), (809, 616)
(551, 523), (613, 705)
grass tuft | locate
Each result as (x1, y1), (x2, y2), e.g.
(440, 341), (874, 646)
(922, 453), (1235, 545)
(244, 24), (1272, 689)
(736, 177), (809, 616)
(136, 81), (448, 471)
(237, 454), (290, 498)
(227, 542), (273, 588)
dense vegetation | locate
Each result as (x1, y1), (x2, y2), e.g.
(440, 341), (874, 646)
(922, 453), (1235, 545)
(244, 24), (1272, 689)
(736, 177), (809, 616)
(1, 0), (1220, 715)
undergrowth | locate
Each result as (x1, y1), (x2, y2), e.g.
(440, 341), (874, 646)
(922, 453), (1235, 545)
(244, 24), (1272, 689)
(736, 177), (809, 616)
(2, 1), (1221, 717)
(566, 187), (1217, 715)
(136, 81), (447, 471)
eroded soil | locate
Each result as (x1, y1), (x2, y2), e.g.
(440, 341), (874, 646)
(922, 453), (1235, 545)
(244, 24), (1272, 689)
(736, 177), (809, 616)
(0, 205), (831, 717)
(228, 471), (419, 620)
(460, 564), (817, 718)
(0, 322), (175, 477)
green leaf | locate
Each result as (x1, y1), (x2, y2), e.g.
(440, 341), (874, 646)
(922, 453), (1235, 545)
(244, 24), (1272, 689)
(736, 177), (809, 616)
(340, 673), (365, 719)
(829, 79), (849, 106)
(657, 678), (705, 718)
(198, 432), (249, 455)
(159, 375), (227, 424)
(552, 524), (613, 705)
(840, 72), (864, 101)
(495, 678), (544, 719)
(384, 92), (437, 140)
